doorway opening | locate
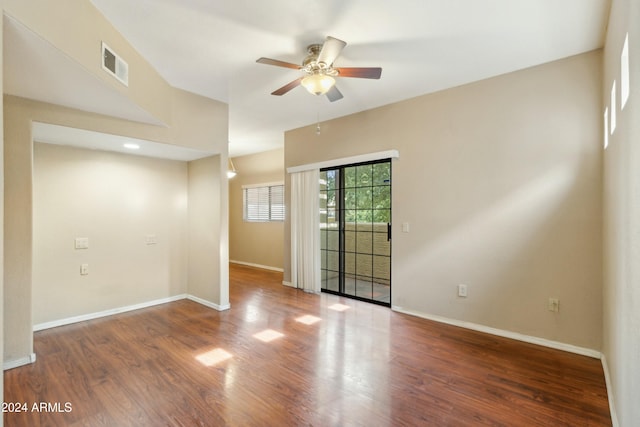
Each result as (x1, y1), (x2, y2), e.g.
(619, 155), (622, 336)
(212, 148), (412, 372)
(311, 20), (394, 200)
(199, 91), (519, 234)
(320, 159), (391, 306)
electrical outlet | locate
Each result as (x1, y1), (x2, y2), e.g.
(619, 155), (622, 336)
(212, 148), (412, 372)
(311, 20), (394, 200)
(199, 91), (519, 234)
(80, 264), (89, 276)
(458, 284), (468, 298)
(548, 298), (559, 313)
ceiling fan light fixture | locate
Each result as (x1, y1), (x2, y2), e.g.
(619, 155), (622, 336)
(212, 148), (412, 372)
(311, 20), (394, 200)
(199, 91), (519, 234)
(301, 73), (335, 95)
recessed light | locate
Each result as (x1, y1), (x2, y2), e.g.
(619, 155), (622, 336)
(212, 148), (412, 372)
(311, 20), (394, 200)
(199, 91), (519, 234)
(123, 143), (140, 150)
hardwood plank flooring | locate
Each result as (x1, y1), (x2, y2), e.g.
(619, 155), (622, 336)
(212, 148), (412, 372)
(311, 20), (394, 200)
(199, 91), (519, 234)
(4, 264), (611, 426)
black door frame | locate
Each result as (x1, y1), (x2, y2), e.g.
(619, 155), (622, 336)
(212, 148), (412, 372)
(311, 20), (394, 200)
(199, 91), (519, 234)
(320, 158), (392, 307)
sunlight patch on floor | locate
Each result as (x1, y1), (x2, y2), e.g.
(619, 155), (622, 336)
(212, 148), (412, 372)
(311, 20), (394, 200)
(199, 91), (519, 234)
(253, 329), (284, 342)
(328, 303), (351, 312)
(296, 314), (322, 325)
(195, 348), (233, 366)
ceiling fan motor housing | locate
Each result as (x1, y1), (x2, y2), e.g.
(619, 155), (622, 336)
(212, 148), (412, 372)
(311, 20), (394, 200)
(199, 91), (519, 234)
(303, 44), (322, 66)
(302, 44), (337, 77)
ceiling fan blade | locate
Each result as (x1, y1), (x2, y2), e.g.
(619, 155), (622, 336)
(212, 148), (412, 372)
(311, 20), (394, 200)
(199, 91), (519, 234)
(256, 57), (301, 70)
(326, 86), (343, 102)
(271, 77), (303, 96)
(336, 67), (382, 79)
(317, 36), (346, 66)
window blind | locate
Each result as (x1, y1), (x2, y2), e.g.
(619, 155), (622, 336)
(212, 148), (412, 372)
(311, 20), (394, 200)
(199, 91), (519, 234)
(243, 184), (285, 222)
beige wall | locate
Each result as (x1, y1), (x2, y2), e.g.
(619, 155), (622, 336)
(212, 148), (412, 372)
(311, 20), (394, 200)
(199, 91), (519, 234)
(4, 95), (228, 365)
(229, 148), (285, 270)
(602, 0), (640, 425)
(188, 155), (229, 307)
(0, 6), (5, 422)
(4, 96), (34, 364)
(3, 0), (228, 368)
(4, 0), (172, 124)
(32, 143), (189, 324)
(285, 51), (603, 350)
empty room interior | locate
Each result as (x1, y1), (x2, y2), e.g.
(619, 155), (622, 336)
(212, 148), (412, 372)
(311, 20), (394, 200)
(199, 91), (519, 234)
(1, 0), (639, 425)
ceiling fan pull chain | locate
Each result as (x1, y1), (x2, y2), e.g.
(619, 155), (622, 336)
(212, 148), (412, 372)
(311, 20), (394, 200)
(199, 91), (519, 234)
(316, 110), (321, 135)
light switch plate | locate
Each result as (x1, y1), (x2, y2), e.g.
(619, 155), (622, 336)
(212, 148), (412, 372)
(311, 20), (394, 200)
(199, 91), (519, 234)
(75, 237), (89, 249)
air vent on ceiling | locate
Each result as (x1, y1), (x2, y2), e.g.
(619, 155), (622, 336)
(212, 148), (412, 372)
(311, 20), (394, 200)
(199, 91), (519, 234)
(101, 42), (128, 86)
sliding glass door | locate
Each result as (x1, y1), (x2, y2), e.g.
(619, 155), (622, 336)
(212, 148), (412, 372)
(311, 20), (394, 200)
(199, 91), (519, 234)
(320, 159), (391, 306)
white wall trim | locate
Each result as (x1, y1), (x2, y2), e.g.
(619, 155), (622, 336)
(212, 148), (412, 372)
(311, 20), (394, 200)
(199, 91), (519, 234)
(31, 293), (230, 335)
(230, 260), (284, 272)
(33, 295), (188, 332)
(32, 293), (231, 334)
(241, 181), (284, 190)
(282, 281), (294, 288)
(187, 294), (231, 311)
(286, 149), (399, 173)
(600, 354), (619, 427)
(392, 306), (602, 359)
(4, 353), (36, 371)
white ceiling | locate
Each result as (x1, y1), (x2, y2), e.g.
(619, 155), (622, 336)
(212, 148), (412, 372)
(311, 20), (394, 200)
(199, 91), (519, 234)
(5, 1), (610, 158)
(32, 122), (216, 161)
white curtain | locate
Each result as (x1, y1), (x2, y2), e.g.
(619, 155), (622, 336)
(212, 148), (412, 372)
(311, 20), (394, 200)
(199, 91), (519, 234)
(290, 169), (321, 293)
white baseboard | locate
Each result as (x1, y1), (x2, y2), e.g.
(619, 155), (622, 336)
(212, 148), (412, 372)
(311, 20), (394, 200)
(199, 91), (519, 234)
(392, 306), (602, 359)
(4, 353), (36, 370)
(600, 354), (619, 427)
(282, 281), (294, 287)
(33, 294), (188, 332)
(33, 293), (231, 332)
(187, 294), (230, 311)
(230, 260), (284, 272)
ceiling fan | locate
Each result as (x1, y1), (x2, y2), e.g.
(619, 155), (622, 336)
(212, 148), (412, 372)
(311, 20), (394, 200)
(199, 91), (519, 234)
(256, 36), (382, 102)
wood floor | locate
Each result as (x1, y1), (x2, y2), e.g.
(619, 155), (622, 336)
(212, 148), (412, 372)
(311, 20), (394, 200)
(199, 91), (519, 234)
(5, 264), (611, 426)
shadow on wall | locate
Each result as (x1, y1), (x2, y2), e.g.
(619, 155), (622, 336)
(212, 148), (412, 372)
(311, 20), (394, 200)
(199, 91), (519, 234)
(395, 154), (601, 347)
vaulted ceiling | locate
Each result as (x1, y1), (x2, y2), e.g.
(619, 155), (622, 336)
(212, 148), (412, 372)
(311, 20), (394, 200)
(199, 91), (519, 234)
(6, 1), (611, 157)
